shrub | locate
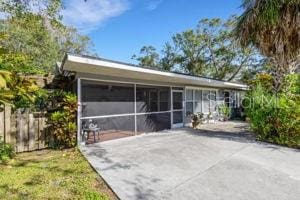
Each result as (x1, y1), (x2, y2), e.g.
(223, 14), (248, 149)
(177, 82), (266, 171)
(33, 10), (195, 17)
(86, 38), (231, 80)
(48, 92), (77, 148)
(0, 136), (14, 163)
(245, 74), (300, 148)
(248, 73), (273, 92)
(0, 70), (47, 110)
(219, 104), (231, 121)
(191, 112), (204, 128)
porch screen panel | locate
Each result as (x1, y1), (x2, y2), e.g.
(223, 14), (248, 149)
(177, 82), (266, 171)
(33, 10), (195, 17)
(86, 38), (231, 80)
(137, 113), (171, 132)
(82, 115), (135, 141)
(81, 80), (134, 117)
(136, 85), (171, 133)
(173, 111), (183, 124)
(160, 89), (171, 111)
(173, 92), (183, 110)
(136, 85), (170, 113)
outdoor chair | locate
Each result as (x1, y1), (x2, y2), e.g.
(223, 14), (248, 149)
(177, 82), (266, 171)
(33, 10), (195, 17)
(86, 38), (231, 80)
(82, 120), (101, 143)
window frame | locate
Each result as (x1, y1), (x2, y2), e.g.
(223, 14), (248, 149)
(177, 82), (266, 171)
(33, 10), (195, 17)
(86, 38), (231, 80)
(185, 87), (218, 115)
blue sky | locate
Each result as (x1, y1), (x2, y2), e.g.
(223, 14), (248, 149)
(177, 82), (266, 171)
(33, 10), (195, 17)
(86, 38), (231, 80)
(62, 0), (243, 63)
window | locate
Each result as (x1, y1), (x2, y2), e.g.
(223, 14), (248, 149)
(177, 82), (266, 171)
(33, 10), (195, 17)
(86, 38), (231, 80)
(202, 90), (210, 113)
(186, 102), (193, 116)
(186, 89), (203, 116)
(186, 90), (193, 101)
(209, 91), (217, 112)
(194, 102), (202, 113)
(185, 89), (193, 116)
(185, 89), (218, 115)
(195, 90), (202, 101)
(194, 90), (202, 113)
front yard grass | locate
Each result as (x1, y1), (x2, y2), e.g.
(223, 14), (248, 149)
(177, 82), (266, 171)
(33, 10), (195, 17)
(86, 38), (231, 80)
(0, 149), (117, 200)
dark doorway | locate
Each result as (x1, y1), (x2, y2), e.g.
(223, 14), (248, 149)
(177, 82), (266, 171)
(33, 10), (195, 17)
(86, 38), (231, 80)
(224, 91), (230, 107)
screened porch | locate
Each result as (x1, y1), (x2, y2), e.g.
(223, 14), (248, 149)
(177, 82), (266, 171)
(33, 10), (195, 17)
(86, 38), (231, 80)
(78, 79), (184, 144)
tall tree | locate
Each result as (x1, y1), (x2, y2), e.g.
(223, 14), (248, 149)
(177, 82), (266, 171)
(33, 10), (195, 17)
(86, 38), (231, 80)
(196, 17), (262, 81)
(133, 17), (263, 82)
(132, 46), (160, 68)
(171, 29), (206, 75)
(160, 42), (177, 71)
(236, 0), (300, 91)
(0, 0), (93, 74)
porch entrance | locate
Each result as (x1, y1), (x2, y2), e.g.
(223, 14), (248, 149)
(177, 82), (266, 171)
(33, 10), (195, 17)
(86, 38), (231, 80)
(172, 90), (184, 128)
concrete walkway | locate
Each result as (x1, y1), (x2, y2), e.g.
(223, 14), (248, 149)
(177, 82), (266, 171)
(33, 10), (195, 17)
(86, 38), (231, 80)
(81, 122), (300, 200)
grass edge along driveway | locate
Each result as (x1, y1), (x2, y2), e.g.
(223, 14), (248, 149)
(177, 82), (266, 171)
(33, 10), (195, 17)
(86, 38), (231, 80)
(0, 149), (118, 200)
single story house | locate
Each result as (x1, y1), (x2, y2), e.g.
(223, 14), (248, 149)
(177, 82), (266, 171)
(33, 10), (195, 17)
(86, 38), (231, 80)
(61, 54), (247, 144)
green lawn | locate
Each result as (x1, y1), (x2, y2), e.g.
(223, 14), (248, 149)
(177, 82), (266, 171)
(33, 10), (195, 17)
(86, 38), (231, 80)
(0, 149), (117, 200)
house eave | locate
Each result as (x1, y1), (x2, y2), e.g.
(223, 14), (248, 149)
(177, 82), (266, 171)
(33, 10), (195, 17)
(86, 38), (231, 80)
(62, 54), (248, 90)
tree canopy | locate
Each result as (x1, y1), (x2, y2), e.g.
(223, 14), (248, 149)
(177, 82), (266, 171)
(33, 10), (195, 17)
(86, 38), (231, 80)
(133, 17), (264, 82)
(0, 0), (93, 74)
(132, 46), (160, 69)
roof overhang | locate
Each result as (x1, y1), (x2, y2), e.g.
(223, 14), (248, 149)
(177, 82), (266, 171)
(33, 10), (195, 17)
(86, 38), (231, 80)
(62, 54), (248, 90)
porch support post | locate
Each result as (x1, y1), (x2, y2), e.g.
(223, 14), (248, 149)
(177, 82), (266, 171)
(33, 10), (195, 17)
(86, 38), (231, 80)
(77, 78), (82, 145)
(134, 84), (137, 135)
(170, 86), (173, 128)
(183, 87), (186, 127)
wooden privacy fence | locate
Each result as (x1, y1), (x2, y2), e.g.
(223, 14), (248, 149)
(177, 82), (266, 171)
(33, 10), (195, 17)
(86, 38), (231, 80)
(0, 105), (51, 153)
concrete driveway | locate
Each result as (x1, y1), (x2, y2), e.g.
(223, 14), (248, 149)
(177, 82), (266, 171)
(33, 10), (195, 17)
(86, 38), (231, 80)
(81, 122), (300, 200)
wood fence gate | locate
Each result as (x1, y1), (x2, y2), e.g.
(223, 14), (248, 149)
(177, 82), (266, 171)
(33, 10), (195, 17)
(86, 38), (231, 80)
(0, 105), (51, 153)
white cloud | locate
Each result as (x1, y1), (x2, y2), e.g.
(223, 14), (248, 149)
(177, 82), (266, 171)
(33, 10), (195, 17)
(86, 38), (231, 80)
(146, 0), (163, 11)
(62, 0), (130, 33)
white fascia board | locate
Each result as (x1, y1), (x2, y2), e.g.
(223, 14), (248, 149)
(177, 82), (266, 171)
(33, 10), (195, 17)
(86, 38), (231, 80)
(64, 54), (248, 90)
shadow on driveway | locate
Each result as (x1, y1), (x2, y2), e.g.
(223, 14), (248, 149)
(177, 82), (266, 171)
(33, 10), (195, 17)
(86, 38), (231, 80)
(80, 121), (300, 200)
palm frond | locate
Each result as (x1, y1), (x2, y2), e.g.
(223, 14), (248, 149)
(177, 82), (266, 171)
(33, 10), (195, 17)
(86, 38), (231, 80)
(0, 70), (12, 88)
(236, 0), (300, 60)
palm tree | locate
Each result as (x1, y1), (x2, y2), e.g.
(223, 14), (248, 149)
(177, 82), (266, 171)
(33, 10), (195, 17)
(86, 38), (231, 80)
(236, 0), (300, 92)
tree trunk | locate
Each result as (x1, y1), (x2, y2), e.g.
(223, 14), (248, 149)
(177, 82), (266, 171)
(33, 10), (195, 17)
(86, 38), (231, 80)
(271, 56), (291, 93)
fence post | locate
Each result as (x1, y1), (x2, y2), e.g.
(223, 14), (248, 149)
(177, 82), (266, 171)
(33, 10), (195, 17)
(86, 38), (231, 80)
(34, 113), (39, 150)
(38, 113), (46, 149)
(0, 106), (4, 140)
(28, 113), (35, 151)
(16, 109), (22, 152)
(10, 111), (17, 150)
(4, 105), (11, 143)
(16, 109), (29, 152)
(24, 109), (29, 151)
